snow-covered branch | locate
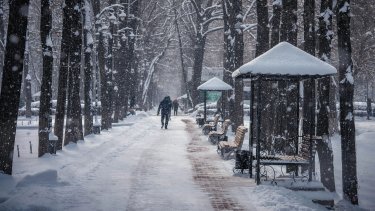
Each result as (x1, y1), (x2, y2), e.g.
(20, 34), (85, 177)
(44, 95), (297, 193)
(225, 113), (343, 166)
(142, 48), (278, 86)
(203, 26), (223, 37)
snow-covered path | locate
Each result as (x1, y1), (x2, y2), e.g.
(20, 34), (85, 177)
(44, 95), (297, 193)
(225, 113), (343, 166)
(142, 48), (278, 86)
(1, 114), (256, 210)
(5, 113), (373, 210)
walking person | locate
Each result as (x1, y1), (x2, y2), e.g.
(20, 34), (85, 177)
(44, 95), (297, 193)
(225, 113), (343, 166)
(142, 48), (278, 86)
(173, 99), (179, 116)
(157, 96), (172, 129)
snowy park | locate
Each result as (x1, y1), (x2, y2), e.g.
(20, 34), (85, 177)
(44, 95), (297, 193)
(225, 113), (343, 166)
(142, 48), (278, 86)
(1, 0), (375, 210)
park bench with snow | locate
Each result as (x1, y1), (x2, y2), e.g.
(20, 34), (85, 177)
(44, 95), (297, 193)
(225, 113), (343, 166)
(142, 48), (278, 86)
(202, 114), (221, 135)
(208, 119), (231, 144)
(217, 125), (248, 160)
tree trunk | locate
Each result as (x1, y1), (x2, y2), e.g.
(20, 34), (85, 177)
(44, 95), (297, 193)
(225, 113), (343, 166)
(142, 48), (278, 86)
(270, 0), (282, 47)
(255, 0), (269, 57)
(190, 33), (206, 106)
(315, 0), (335, 192)
(24, 34), (32, 118)
(336, 0), (358, 205)
(38, 0), (54, 157)
(98, 31), (110, 130)
(83, 0), (93, 136)
(65, 0), (84, 143)
(256, 0), (272, 148)
(278, 0), (298, 153)
(222, 0), (244, 131)
(280, 0), (297, 45)
(301, 0), (315, 172)
(0, 0), (5, 93)
(128, 0), (138, 111)
(174, 5), (189, 105)
(55, 0), (72, 149)
(0, 0), (30, 175)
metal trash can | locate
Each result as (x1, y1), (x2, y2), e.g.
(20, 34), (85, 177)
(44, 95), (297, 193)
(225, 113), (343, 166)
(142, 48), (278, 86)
(234, 150), (250, 173)
(48, 132), (58, 154)
(93, 120), (101, 134)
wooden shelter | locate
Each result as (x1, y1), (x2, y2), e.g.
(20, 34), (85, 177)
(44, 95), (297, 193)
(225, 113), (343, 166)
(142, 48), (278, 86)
(232, 42), (337, 184)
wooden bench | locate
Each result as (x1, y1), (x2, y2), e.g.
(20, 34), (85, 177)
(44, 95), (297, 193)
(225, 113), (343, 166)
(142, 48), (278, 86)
(217, 126), (248, 160)
(208, 119), (231, 144)
(202, 114), (220, 135)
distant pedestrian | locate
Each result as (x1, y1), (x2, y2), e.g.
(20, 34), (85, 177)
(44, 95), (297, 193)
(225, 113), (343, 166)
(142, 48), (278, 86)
(173, 99), (179, 116)
(157, 96), (172, 129)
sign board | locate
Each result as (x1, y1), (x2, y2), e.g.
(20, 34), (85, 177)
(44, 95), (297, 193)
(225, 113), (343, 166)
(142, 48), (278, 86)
(187, 67), (223, 82)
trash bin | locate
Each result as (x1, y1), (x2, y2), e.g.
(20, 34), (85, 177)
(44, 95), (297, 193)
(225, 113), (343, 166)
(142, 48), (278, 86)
(234, 150), (250, 173)
(48, 132), (58, 154)
(93, 119), (101, 134)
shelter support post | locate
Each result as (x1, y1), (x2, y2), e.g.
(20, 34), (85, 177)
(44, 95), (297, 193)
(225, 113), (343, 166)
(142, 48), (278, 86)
(295, 81), (300, 176)
(308, 78), (315, 182)
(204, 91), (207, 123)
(256, 78), (262, 185)
(221, 90), (225, 120)
(249, 80), (255, 178)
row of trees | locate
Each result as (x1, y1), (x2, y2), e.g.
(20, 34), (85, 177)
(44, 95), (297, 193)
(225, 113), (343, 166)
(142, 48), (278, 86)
(0, 0), (362, 206)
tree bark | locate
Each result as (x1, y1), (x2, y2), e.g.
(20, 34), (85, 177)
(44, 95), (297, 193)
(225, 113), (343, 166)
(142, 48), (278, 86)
(83, 0), (93, 135)
(174, 5), (189, 105)
(55, 0), (71, 148)
(222, 0), (244, 131)
(278, 0), (298, 153)
(315, 0), (336, 192)
(336, 0), (358, 205)
(255, 0), (269, 57)
(38, 0), (54, 157)
(24, 33), (32, 118)
(0, 0), (5, 93)
(64, 0), (84, 143)
(280, 0), (297, 45)
(190, 32), (206, 106)
(0, 0), (30, 175)
(270, 0), (282, 48)
(301, 0), (315, 172)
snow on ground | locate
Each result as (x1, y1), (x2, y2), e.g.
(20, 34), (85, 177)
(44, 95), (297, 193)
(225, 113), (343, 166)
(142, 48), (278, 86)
(331, 117), (375, 210)
(0, 113), (374, 210)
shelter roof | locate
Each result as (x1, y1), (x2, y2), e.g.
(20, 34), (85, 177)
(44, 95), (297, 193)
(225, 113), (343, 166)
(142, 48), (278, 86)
(232, 42), (337, 79)
(197, 77), (233, 91)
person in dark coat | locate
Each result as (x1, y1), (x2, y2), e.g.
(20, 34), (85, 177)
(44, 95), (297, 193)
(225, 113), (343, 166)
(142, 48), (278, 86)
(157, 96), (172, 129)
(172, 99), (179, 116)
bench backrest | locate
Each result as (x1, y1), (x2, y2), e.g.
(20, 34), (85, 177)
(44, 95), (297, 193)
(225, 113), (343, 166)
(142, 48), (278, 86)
(221, 119), (231, 136)
(233, 126), (248, 149)
(212, 114), (220, 126)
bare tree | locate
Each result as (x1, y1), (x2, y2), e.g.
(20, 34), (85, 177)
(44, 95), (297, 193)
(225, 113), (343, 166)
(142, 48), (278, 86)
(0, 0), (30, 174)
(0, 0), (5, 93)
(222, 0), (244, 131)
(315, 0), (336, 192)
(64, 0), (84, 143)
(55, 0), (72, 149)
(336, 0), (358, 205)
(23, 32), (32, 118)
(184, 0), (222, 106)
(270, 0), (281, 47)
(83, 0), (94, 135)
(38, 0), (54, 156)
(138, 0), (176, 108)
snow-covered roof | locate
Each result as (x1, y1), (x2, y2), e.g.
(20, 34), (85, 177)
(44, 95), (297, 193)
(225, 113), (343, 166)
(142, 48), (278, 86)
(197, 77), (233, 91)
(232, 42), (337, 79)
